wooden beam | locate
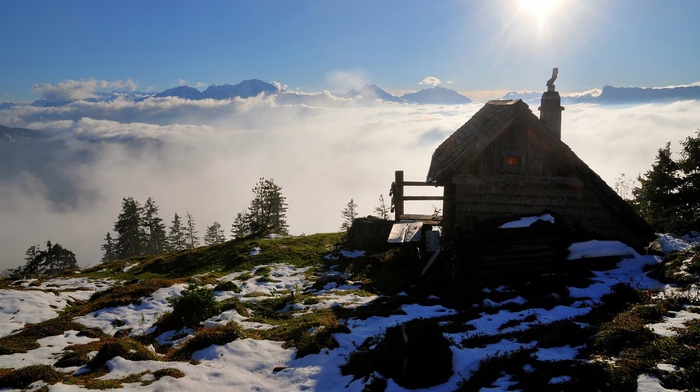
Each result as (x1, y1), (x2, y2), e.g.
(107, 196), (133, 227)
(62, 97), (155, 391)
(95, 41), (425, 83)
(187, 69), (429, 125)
(402, 196), (444, 201)
(401, 181), (441, 187)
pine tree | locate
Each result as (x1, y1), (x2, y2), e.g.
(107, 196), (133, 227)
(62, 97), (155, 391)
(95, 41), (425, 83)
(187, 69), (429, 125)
(633, 143), (682, 233)
(113, 197), (144, 259)
(374, 194), (390, 220)
(204, 221), (226, 245)
(142, 197), (167, 255)
(100, 232), (117, 262)
(184, 212), (200, 249)
(231, 212), (250, 239)
(246, 178), (289, 236)
(22, 245), (41, 276)
(340, 198), (358, 231)
(678, 129), (700, 231)
(168, 213), (187, 251)
(17, 241), (78, 278)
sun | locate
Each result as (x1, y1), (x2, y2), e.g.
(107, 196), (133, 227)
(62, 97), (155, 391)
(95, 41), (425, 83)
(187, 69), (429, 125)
(517, 0), (564, 22)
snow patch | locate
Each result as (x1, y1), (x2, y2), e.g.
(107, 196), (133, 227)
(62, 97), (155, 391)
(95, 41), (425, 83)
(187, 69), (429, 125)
(499, 214), (554, 229)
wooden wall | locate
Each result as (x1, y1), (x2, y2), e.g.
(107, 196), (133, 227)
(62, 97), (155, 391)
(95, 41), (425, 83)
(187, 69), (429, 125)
(448, 174), (644, 248)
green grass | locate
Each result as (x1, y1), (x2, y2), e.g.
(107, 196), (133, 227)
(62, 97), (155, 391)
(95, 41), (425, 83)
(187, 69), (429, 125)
(246, 308), (349, 358)
(4, 231), (700, 391)
(0, 316), (89, 355)
(80, 233), (343, 281)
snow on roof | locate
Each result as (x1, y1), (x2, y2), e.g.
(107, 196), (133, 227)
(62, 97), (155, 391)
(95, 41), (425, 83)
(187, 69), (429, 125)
(499, 214), (555, 229)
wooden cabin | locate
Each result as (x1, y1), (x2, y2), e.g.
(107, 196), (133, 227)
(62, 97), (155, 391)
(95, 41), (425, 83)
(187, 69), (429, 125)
(425, 84), (656, 253)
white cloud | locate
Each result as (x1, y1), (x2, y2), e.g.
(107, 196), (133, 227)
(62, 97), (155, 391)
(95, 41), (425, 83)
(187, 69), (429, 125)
(419, 76), (441, 87)
(32, 78), (138, 101)
(325, 69), (369, 92)
(270, 81), (288, 92)
(2, 97), (700, 271)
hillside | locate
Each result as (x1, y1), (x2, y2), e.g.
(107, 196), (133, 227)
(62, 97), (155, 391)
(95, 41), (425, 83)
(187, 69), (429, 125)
(1, 231), (699, 391)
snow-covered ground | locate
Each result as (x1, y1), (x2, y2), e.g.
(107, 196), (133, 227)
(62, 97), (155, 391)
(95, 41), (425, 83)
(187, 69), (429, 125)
(0, 235), (698, 391)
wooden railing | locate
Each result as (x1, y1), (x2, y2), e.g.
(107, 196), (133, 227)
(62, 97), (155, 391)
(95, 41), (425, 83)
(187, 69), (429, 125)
(390, 170), (444, 222)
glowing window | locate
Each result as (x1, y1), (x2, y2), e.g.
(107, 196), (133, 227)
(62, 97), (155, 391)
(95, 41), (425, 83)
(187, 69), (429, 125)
(505, 155), (521, 166)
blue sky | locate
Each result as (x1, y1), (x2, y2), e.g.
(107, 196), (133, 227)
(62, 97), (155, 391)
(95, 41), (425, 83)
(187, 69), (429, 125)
(1, 0), (699, 100)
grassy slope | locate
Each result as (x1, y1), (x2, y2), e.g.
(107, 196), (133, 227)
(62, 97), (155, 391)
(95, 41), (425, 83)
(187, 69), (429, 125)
(1, 233), (699, 391)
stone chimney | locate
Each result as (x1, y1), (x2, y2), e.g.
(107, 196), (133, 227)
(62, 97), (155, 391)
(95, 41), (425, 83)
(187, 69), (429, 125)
(538, 68), (565, 139)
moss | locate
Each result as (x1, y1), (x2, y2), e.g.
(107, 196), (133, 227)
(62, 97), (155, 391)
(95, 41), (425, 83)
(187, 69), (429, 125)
(0, 316), (87, 355)
(167, 322), (243, 361)
(87, 338), (157, 370)
(248, 309), (349, 358)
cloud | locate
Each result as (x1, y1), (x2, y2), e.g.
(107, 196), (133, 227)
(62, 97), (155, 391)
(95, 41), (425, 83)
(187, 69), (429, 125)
(325, 69), (369, 92)
(32, 79), (138, 101)
(419, 76), (441, 88)
(2, 96), (700, 271)
(270, 81), (288, 92)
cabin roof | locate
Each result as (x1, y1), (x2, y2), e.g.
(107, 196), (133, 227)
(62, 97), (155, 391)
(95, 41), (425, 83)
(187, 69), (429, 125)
(427, 99), (533, 184)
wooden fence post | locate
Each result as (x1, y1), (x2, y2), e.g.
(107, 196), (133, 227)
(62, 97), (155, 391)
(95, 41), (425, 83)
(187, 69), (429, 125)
(394, 170), (404, 221)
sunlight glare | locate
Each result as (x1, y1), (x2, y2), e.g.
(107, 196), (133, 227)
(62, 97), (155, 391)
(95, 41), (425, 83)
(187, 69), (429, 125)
(517, 0), (564, 23)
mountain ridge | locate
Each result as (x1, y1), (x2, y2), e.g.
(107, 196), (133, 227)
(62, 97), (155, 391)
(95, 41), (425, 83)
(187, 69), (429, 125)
(16, 79), (700, 108)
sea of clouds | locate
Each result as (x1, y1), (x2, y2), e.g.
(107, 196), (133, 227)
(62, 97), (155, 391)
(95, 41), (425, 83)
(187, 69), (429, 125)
(1, 85), (699, 271)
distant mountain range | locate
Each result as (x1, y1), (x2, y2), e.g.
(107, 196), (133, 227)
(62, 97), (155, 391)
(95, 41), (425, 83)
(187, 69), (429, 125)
(1, 79), (697, 109)
(19, 79), (473, 107)
(504, 85), (700, 105)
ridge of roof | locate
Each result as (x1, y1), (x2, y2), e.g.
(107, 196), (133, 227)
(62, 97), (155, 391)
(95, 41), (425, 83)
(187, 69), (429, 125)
(426, 100), (528, 183)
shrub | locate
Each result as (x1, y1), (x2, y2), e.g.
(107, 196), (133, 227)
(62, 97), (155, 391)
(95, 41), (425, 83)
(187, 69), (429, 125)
(167, 283), (221, 329)
(0, 365), (62, 389)
(592, 312), (657, 356)
(214, 280), (241, 293)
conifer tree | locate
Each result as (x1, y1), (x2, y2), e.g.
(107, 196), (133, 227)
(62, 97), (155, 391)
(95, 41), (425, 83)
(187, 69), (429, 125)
(340, 198), (358, 231)
(374, 194), (390, 220)
(678, 129), (700, 230)
(634, 133), (700, 234)
(113, 197), (144, 259)
(168, 213), (187, 251)
(17, 241), (78, 277)
(184, 212), (200, 249)
(231, 212), (250, 239)
(142, 197), (167, 255)
(246, 178), (289, 236)
(204, 221), (226, 245)
(100, 232), (117, 262)
(634, 142), (683, 233)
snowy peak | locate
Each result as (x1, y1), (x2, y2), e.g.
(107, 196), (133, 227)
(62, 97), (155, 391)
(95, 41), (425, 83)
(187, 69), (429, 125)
(201, 79), (279, 100)
(401, 86), (472, 105)
(341, 84), (405, 103)
(154, 85), (203, 100)
(502, 84), (700, 105)
(0, 125), (45, 143)
(596, 85), (700, 103)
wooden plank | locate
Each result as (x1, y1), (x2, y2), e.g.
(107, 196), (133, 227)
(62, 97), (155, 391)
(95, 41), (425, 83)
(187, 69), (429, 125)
(387, 222), (424, 243)
(420, 248), (441, 277)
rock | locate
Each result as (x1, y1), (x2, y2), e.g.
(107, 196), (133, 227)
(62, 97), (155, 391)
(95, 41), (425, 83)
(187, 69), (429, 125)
(345, 216), (394, 251)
